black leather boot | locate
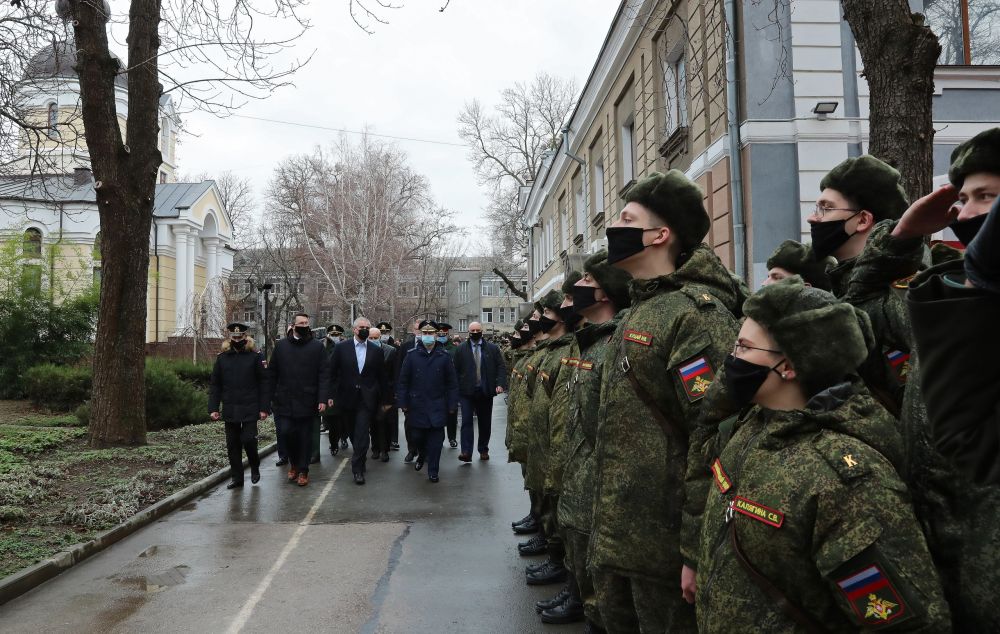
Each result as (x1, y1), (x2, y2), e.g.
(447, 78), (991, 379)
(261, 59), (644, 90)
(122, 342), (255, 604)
(526, 560), (567, 586)
(517, 535), (548, 556)
(534, 583), (569, 613)
(512, 516), (539, 535)
(541, 592), (585, 624)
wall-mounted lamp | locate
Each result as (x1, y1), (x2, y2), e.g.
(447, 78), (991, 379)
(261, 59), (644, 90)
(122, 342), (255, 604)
(812, 101), (839, 121)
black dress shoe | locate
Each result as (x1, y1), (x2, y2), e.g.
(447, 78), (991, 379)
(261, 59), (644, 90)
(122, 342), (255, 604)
(429, 475), (439, 483)
(354, 473), (365, 485)
(414, 460), (425, 472)
(331, 444), (339, 456)
(534, 584), (570, 613)
(310, 455), (320, 464)
(541, 594), (584, 624)
(380, 453), (390, 463)
(275, 458), (288, 466)
(390, 442), (400, 451)
(449, 439), (458, 448)
(513, 517), (539, 534)
(512, 513), (532, 528)
(226, 481), (244, 490)
(518, 535), (548, 556)
(250, 468), (261, 484)
(526, 561), (567, 586)
(526, 558), (553, 574)
(403, 451), (415, 463)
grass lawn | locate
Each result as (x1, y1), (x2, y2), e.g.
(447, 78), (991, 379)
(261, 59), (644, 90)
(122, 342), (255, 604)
(0, 401), (275, 579)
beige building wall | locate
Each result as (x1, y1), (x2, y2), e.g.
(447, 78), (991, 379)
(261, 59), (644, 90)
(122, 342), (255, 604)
(148, 255), (177, 342)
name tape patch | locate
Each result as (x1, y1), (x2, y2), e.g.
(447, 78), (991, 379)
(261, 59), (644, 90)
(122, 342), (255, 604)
(623, 329), (653, 346)
(836, 565), (908, 626)
(711, 458), (732, 493)
(677, 355), (715, 402)
(732, 496), (784, 528)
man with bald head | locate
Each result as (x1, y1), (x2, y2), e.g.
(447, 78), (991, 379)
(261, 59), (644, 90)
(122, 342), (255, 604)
(452, 321), (508, 461)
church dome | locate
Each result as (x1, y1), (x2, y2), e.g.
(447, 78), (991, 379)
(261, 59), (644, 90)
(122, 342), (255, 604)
(23, 39), (127, 88)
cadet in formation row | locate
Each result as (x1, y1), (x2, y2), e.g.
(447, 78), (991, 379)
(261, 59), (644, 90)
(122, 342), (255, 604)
(501, 127), (1000, 633)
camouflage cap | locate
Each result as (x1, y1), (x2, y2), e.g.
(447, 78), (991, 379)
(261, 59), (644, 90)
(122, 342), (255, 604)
(765, 240), (835, 291)
(819, 155), (909, 221)
(584, 249), (632, 310)
(743, 276), (875, 396)
(949, 127), (1000, 188)
(561, 270), (583, 295)
(624, 170), (710, 252)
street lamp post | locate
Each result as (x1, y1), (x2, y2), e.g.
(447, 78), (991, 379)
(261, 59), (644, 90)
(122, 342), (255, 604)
(258, 282), (274, 358)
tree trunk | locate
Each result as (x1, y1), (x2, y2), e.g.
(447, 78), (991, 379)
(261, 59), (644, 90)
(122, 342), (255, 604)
(72, 0), (163, 446)
(841, 0), (941, 201)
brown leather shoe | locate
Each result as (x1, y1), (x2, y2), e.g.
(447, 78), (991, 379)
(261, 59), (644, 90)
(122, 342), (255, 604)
(296, 472), (309, 487)
(458, 453), (472, 462)
(287, 467), (298, 482)
(480, 452), (490, 461)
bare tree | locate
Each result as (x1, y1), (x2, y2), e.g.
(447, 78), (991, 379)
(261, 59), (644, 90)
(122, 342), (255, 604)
(183, 170), (257, 249)
(457, 72), (577, 292)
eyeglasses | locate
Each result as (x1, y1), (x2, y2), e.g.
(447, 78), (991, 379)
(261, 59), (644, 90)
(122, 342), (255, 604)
(733, 341), (783, 357)
(812, 204), (860, 219)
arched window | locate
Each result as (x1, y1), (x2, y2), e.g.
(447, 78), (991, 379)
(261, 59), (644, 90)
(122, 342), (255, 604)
(23, 228), (42, 257)
(47, 103), (58, 138)
(92, 231), (102, 260)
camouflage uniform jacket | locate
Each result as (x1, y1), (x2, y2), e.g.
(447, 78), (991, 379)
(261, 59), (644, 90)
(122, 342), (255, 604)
(589, 245), (739, 580)
(511, 342), (549, 473)
(544, 335), (581, 495)
(557, 319), (618, 533)
(504, 348), (530, 462)
(696, 382), (950, 633)
(524, 333), (574, 493)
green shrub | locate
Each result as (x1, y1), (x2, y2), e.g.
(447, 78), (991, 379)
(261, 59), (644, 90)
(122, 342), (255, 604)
(143, 359), (210, 430)
(158, 359), (213, 389)
(22, 364), (93, 411)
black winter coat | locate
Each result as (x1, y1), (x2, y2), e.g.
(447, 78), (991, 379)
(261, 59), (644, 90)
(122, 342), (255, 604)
(208, 340), (268, 423)
(267, 334), (331, 418)
(396, 343), (459, 428)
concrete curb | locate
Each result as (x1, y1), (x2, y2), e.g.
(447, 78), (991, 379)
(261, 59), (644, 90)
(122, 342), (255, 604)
(0, 441), (278, 607)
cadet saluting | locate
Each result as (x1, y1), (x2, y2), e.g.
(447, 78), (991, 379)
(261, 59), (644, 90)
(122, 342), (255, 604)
(695, 278), (950, 633)
(209, 323), (269, 489)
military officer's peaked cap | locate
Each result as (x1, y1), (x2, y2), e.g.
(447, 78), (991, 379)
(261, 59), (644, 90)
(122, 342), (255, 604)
(327, 324), (344, 336)
(418, 319), (439, 333)
(376, 321), (392, 332)
(820, 155), (908, 221)
(624, 170), (710, 252)
(949, 127), (1000, 188)
(226, 322), (249, 334)
(437, 322), (453, 332)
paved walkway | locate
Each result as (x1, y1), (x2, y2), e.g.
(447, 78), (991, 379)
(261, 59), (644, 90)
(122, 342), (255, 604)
(0, 398), (582, 633)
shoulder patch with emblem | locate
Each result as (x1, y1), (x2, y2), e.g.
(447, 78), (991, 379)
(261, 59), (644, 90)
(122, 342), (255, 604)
(677, 355), (715, 402)
(836, 565), (910, 626)
(885, 350), (910, 383)
(814, 434), (872, 482)
(623, 329), (653, 346)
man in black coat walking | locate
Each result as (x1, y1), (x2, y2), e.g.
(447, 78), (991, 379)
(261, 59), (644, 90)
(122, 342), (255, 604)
(452, 321), (507, 461)
(328, 317), (387, 485)
(267, 313), (330, 487)
(209, 323), (269, 489)
(367, 326), (397, 462)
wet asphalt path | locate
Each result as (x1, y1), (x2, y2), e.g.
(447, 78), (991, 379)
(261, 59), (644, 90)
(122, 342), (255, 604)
(0, 397), (584, 634)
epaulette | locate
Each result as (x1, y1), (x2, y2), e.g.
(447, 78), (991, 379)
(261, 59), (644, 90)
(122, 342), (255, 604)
(680, 286), (718, 309)
(812, 432), (872, 483)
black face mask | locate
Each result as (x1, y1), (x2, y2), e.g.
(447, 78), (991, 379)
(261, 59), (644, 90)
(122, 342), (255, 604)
(538, 316), (559, 333)
(571, 285), (598, 313)
(558, 305), (582, 330)
(606, 227), (661, 265)
(294, 326), (311, 338)
(527, 319), (542, 335)
(469, 332), (483, 342)
(356, 327), (370, 340)
(723, 354), (785, 407)
(809, 214), (858, 259)
(949, 213), (987, 247)
(232, 338), (247, 350)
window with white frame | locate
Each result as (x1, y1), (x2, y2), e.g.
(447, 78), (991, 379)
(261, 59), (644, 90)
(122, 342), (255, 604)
(664, 47), (689, 134)
(459, 318), (469, 331)
(244, 310), (255, 323)
(481, 308), (493, 323)
(459, 280), (469, 304)
(926, 0), (1000, 65)
(621, 115), (635, 185)
(509, 307), (517, 322)
(47, 103), (58, 138)
(558, 194), (568, 251)
(398, 283), (407, 296)
(481, 281), (494, 296)
(436, 283), (446, 297)
(320, 310), (334, 323)
(573, 171), (585, 237)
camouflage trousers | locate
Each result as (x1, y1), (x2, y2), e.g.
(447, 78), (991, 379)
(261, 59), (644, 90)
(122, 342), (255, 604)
(591, 568), (695, 634)
(541, 494), (564, 561)
(563, 528), (601, 629)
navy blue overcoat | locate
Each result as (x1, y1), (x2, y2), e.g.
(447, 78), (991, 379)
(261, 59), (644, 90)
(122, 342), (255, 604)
(396, 343), (459, 429)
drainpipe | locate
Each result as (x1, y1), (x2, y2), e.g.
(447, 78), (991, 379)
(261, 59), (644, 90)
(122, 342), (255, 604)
(561, 128), (588, 247)
(153, 219), (160, 342)
(724, 0), (747, 280)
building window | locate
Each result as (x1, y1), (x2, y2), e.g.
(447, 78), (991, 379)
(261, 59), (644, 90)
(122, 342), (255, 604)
(521, 280), (528, 295)
(244, 310), (255, 323)
(92, 231), (102, 260)
(436, 283), (446, 297)
(573, 171), (585, 237)
(271, 281), (282, 296)
(412, 285), (419, 298)
(160, 116), (170, 157)
(664, 53), (688, 134)
(558, 194), (568, 251)
(926, 0), (1000, 65)
(621, 115), (635, 186)
(320, 310), (334, 323)
(296, 282), (305, 295)
(459, 318), (469, 332)
(498, 308), (506, 324)
(398, 283), (407, 297)
(159, 171), (168, 184)
(509, 307), (517, 322)
(481, 281), (494, 296)
(47, 103), (58, 138)
(481, 308), (493, 323)
(459, 281), (470, 304)
(23, 228), (42, 257)
(22, 264), (42, 293)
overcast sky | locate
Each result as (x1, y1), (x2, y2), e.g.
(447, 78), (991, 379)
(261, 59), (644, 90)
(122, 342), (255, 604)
(175, 1), (620, 250)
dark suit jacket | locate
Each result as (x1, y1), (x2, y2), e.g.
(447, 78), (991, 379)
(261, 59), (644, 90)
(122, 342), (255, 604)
(453, 338), (508, 397)
(329, 337), (387, 412)
(267, 335), (330, 418)
(379, 343), (398, 407)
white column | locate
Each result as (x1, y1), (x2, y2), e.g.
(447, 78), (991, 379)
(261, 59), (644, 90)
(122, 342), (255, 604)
(204, 237), (220, 282)
(172, 225), (190, 332)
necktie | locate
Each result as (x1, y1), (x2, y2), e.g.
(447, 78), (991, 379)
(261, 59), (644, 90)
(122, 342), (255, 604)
(473, 343), (482, 385)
